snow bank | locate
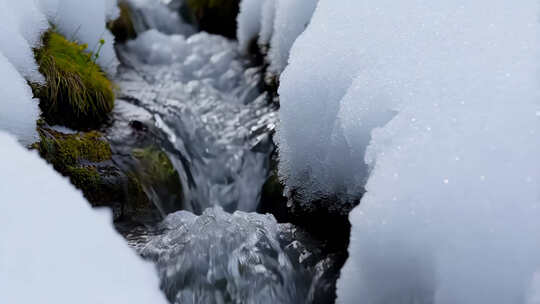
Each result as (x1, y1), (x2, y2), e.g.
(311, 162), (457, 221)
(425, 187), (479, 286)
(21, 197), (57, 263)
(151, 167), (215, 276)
(237, 0), (318, 74)
(0, 131), (167, 304)
(275, 0), (540, 302)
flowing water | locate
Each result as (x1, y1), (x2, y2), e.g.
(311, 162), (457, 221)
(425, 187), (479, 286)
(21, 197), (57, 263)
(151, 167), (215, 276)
(106, 1), (336, 303)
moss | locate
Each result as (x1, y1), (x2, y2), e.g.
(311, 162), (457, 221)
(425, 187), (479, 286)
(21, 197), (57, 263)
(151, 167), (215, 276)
(125, 172), (155, 212)
(31, 128), (125, 207)
(33, 31), (115, 129)
(67, 166), (102, 191)
(34, 128), (112, 171)
(186, 0), (239, 38)
(107, 1), (137, 42)
(132, 147), (181, 187)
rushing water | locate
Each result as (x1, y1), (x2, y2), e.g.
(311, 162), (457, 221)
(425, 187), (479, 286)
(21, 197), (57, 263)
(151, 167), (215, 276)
(106, 1), (336, 303)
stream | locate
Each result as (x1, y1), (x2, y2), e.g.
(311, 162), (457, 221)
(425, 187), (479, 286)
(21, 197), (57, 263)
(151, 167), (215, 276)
(104, 2), (339, 303)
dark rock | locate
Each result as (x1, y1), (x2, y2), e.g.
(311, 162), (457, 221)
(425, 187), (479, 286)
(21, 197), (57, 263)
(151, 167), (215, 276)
(129, 120), (148, 132)
(184, 0), (240, 39)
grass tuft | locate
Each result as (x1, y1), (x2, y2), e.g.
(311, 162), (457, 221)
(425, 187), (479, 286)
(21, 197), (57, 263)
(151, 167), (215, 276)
(33, 31), (115, 129)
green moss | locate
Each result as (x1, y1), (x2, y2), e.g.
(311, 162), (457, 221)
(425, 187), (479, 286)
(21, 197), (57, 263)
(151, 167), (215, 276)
(107, 1), (137, 42)
(132, 147), (180, 187)
(31, 128), (124, 207)
(186, 0), (239, 38)
(34, 128), (112, 171)
(67, 166), (102, 190)
(33, 31), (115, 129)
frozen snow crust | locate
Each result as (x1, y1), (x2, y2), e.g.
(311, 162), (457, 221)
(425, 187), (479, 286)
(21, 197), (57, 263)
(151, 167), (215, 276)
(0, 131), (167, 304)
(237, 0), (318, 74)
(273, 0), (540, 302)
(0, 0), (119, 144)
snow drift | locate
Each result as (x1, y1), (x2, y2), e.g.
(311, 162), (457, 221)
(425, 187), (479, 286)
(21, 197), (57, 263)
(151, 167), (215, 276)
(276, 0), (540, 302)
(0, 131), (167, 304)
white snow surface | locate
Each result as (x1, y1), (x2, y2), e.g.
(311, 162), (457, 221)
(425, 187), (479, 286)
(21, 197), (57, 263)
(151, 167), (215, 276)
(277, 0), (368, 200)
(271, 0), (540, 303)
(267, 0), (318, 74)
(237, 0), (318, 74)
(237, 0), (265, 52)
(0, 54), (41, 146)
(0, 0), (118, 143)
(0, 131), (167, 304)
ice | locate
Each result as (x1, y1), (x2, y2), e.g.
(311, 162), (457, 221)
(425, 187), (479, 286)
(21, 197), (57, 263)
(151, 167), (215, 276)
(277, 0), (367, 201)
(267, 0), (318, 73)
(236, 0), (318, 73)
(0, 131), (167, 304)
(258, 0), (275, 48)
(237, 0), (265, 52)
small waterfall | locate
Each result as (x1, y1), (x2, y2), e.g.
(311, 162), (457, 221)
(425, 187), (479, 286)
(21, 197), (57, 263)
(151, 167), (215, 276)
(107, 2), (335, 303)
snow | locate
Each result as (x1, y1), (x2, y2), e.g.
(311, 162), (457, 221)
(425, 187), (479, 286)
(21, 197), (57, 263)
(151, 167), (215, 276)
(258, 0), (275, 48)
(0, 54), (40, 146)
(277, 0), (367, 200)
(236, 0), (318, 74)
(0, 131), (167, 304)
(267, 0), (318, 74)
(237, 0), (265, 52)
(0, 0), (48, 83)
(269, 0), (540, 302)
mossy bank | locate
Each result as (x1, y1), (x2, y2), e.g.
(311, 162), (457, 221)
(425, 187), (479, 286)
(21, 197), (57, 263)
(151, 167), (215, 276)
(31, 126), (183, 222)
(32, 31), (115, 130)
